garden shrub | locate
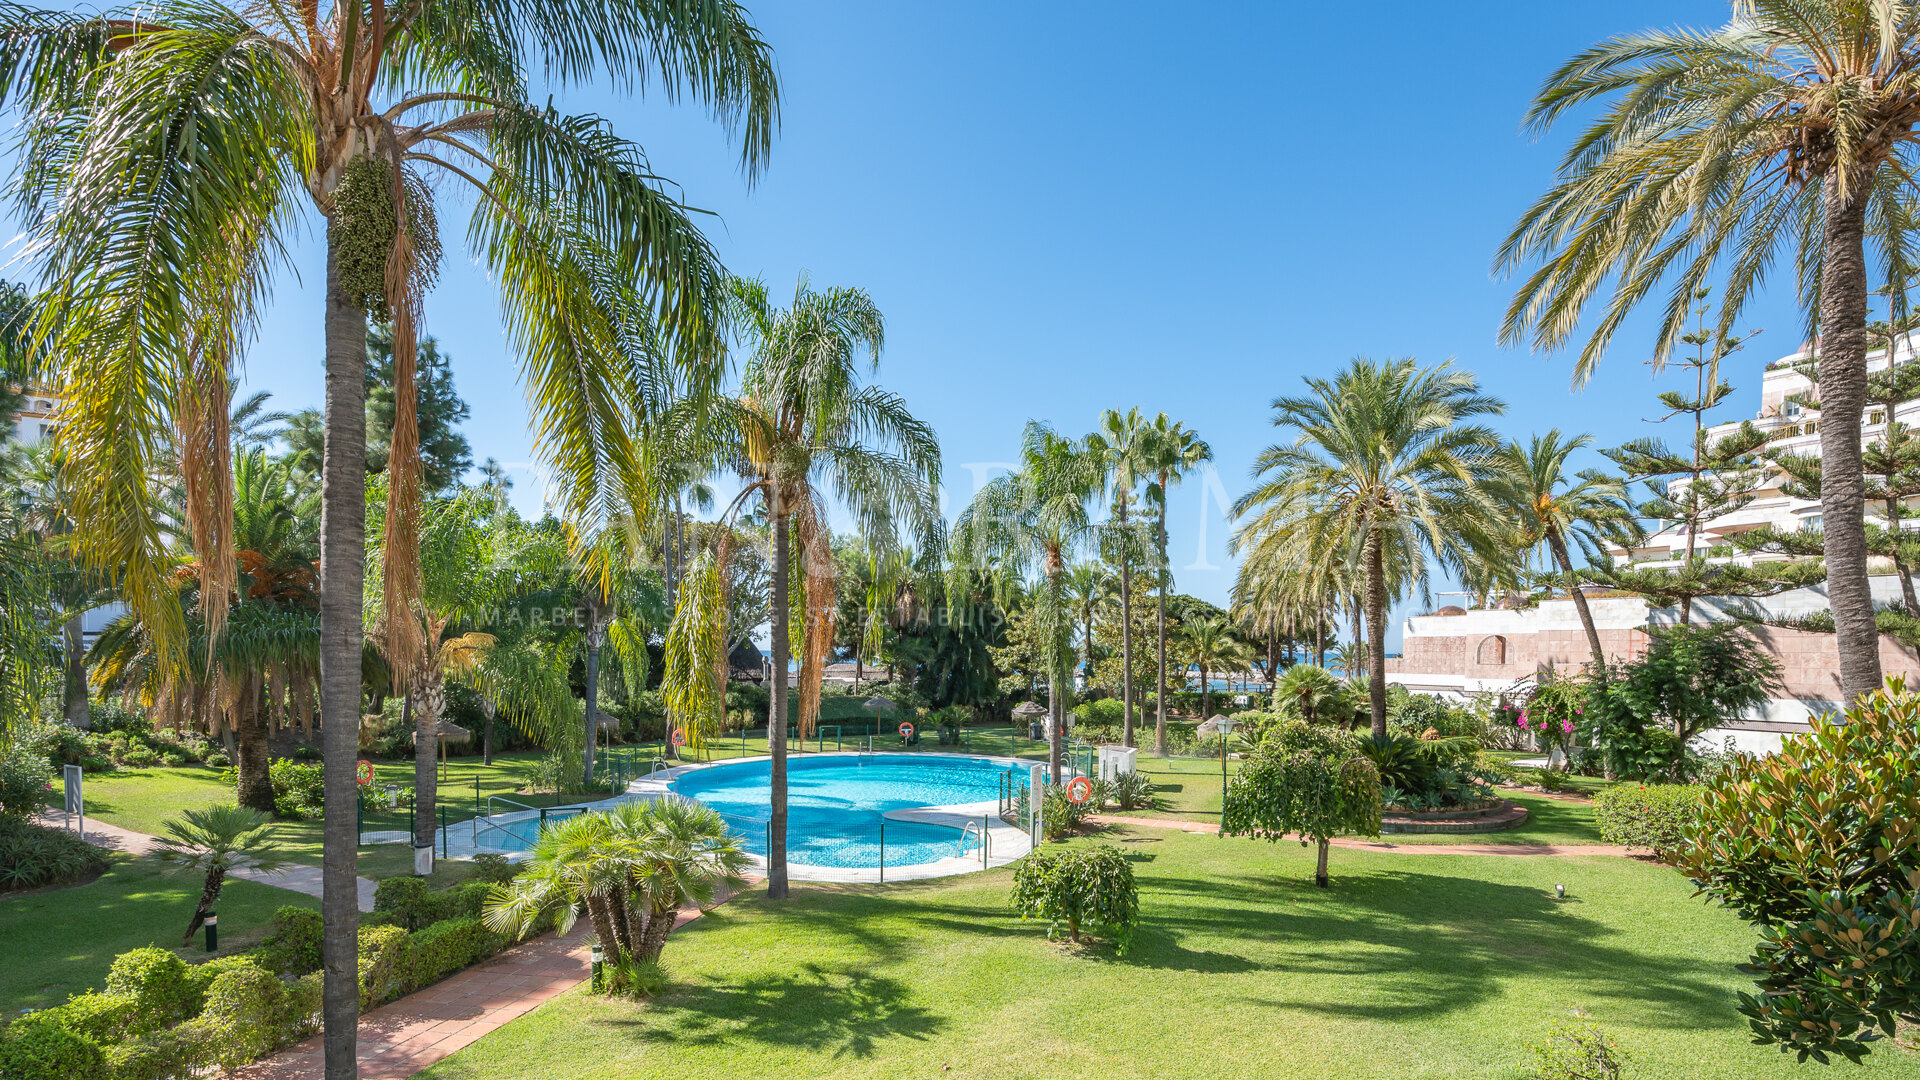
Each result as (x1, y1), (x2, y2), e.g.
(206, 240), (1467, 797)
(1108, 769), (1156, 811)
(266, 759), (325, 819)
(101, 1026), (207, 1080)
(28, 992), (141, 1044)
(0, 732), (53, 817)
(0, 1016), (105, 1080)
(1592, 784), (1699, 854)
(1222, 721), (1381, 887)
(356, 925), (411, 1008)
(1526, 1008), (1625, 1080)
(259, 906), (324, 975)
(1672, 683), (1920, 1063)
(1009, 845), (1138, 954)
(1385, 686), (1484, 740)
(468, 852), (517, 885)
(373, 875), (435, 929)
(105, 947), (198, 1029)
(406, 916), (502, 989)
(0, 814), (110, 891)
(189, 966), (287, 1069)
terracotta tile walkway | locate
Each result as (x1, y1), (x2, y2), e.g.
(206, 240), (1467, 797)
(1086, 814), (1633, 857)
(232, 882), (753, 1080)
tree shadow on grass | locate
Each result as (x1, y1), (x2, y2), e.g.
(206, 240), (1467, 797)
(1138, 867), (1736, 1029)
(603, 963), (943, 1058)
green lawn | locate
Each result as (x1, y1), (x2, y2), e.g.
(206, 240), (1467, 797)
(418, 823), (1920, 1080)
(0, 853), (316, 1013)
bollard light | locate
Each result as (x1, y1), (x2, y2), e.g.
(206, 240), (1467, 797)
(590, 943), (604, 991)
(203, 912), (218, 952)
(1555, 884), (1566, 900)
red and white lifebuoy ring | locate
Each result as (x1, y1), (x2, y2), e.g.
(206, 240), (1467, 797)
(1065, 776), (1094, 804)
(671, 729), (688, 747)
(354, 760), (376, 786)
(898, 721), (915, 739)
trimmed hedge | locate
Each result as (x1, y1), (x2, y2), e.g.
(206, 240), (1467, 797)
(2, 875), (523, 1080)
(0, 815), (111, 892)
(1593, 783), (1701, 854)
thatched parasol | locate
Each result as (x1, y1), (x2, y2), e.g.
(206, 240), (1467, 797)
(423, 718), (471, 781)
(1012, 701), (1046, 718)
(1196, 714), (1236, 737)
(863, 696), (898, 713)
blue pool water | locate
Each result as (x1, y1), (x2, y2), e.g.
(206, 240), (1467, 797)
(672, 754), (1023, 869)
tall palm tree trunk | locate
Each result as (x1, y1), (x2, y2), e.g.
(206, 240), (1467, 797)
(766, 509), (791, 900)
(1819, 174), (1884, 704)
(1363, 532), (1388, 738)
(1047, 564), (1066, 785)
(410, 691), (435, 864)
(583, 604), (602, 787)
(481, 697), (495, 766)
(319, 242), (369, 1080)
(1548, 527), (1606, 677)
(1314, 604), (1325, 667)
(1154, 488), (1170, 757)
(1198, 659), (1210, 721)
(1118, 501), (1134, 748)
(62, 613), (88, 728)
(235, 694), (273, 813)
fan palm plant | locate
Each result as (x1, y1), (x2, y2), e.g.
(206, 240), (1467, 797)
(951, 423), (1103, 783)
(0, 3), (776, 1066)
(1233, 358), (1505, 737)
(1485, 431), (1642, 674)
(1062, 562), (1112, 683)
(152, 803), (287, 946)
(1271, 664), (1353, 727)
(1499, 0), (1920, 704)
(664, 275), (939, 900)
(1143, 415), (1211, 756)
(1087, 407), (1157, 747)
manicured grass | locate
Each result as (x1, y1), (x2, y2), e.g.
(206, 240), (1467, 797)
(0, 853), (316, 1013)
(417, 822), (1920, 1080)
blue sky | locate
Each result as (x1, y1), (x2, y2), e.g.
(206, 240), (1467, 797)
(153, 0), (1806, 647)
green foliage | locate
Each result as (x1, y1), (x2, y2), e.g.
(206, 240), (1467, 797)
(1526, 1008), (1626, 1080)
(0, 722), (55, 816)
(1674, 685), (1920, 1063)
(406, 917), (503, 989)
(1009, 845), (1138, 954)
(191, 966), (286, 1069)
(27, 992), (140, 1044)
(1592, 784), (1699, 854)
(1273, 665), (1356, 726)
(103, 948), (197, 1030)
(258, 906), (324, 975)
(373, 875), (494, 931)
(1222, 722), (1381, 885)
(1108, 769), (1156, 811)
(1354, 733), (1488, 812)
(0, 815), (109, 891)
(1385, 686), (1483, 739)
(265, 760), (325, 819)
(1582, 625), (1780, 780)
(468, 852), (518, 885)
(0, 1015), (105, 1080)
(356, 925), (412, 1010)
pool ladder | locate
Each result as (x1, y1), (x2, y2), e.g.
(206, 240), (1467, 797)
(958, 816), (990, 867)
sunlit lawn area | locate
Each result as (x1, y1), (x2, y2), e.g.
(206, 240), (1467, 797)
(416, 820), (1920, 1080)
(0, 853), (315, 1013)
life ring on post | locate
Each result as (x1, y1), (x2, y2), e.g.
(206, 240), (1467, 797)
(898, 721), (915, 740)
(354, 760), (376, 787)
(671, 729), (688, 748)
(1066, 776), (1094, 804)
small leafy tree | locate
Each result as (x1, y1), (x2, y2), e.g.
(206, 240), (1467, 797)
(150, 804), (287, 945)
(1673, 683), (1920, 1064)
(1221, 722), (1381, 887)
(1583, 624), (1780, 780)
(1009, 845), (1138, 954)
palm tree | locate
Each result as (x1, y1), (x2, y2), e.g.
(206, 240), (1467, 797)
(1234, 358), (1504, 737)
(0, 4), (777, 1070)
(1272, 664), (1351, 726)
(667, 275), (939, 900)
(1143, 415), (1211, 756)
(1088, 407), (1156, 747)
(952, 423), (1103, 783)
(1485, 431), (1641, 675)
(1177, 616), (1252, 722)
(1499, 1), (1920, 704)
(1062, 562), (1111, 684)
(151, 803), (287, 946)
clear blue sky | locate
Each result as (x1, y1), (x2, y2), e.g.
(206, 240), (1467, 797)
(162, 1), (1805, 646)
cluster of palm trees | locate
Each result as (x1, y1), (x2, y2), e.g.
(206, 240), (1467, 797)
(1230, 358), (1642, 738)
(949, 409), (1210, 782)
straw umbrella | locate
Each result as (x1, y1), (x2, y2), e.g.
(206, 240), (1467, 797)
(424, 718), (471, 784)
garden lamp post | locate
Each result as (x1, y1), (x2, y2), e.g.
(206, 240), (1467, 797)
(1213, 714), (1237, 806)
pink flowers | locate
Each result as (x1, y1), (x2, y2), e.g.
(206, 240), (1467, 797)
(1561, 720), (1574, 734)
(1516, 710), (1530, 729)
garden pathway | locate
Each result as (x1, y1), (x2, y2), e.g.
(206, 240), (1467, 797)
(1087, 814), (1635, 856)
(34, 813), (379, 911)
(230, 880), (752, 1080)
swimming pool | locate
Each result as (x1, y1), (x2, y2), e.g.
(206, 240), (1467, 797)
(671, 754), (1025, 869)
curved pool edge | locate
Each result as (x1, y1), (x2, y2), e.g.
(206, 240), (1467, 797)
(628, 751), (1035, 884)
